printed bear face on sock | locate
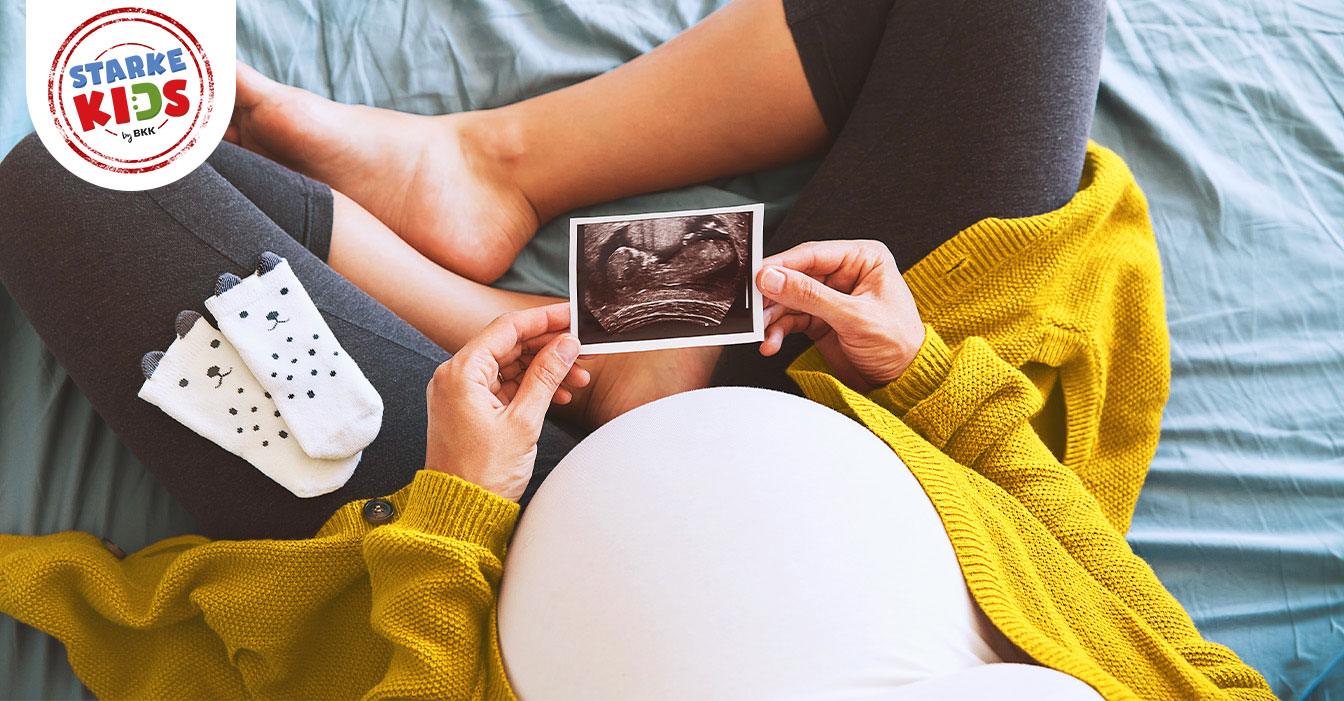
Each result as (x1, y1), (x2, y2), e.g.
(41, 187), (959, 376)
(166, 317), (292, 451)
(215, 282), (341, 402)
(137, 309), (359, 499)
(205, 252), (382, 461)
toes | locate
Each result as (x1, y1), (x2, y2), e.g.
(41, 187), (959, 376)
(257, 251), (284, 275)
(175, 310), (203, 338)
(141, 350), (166, 379)
(215, 272), (242, 295)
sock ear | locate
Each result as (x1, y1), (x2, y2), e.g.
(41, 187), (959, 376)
(215, 272), (242, 296)
(141, 350), (166, 379)
(175, 310), (203, 338)
(257, 251), (284, 275)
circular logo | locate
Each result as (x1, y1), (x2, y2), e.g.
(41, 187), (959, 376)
(47, 7), (214, 174)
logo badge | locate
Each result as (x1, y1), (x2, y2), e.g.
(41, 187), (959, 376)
(27, 1), (235, 191)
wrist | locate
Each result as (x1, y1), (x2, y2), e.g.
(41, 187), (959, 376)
(447, 107), (560, 226)
(424, 455), (527, 503)
(865, 321), (928, 387)
(867, 324), (954, 415)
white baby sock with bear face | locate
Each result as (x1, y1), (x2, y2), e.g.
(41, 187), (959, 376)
(138, 311), (359, 499)
(205, 252), (383, 460)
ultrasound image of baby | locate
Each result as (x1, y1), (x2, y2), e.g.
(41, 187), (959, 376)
(571, 204), (763, 354)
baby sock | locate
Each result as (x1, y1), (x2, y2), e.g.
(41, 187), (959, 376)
(138, 311), (359, 499)
(205, 252), (383, 460)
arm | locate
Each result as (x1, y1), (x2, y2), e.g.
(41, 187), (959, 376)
(0, 305), (584, 700)
(866, 327), (1271, 697)
(365, 302), (585, 699)
(361, 471), (519, 700)
(0, 474), (522, 700)
(761, 240), (1272, 698)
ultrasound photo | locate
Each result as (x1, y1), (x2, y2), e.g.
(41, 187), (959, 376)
(570, 204), (764, 354)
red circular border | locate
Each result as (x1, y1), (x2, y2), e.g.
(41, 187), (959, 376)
(47, 7), (215, 174)
(49, 10), (211, 171)
(57, 17), (203, 165)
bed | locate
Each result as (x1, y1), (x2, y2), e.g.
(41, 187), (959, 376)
(1, 0), (1340, 698)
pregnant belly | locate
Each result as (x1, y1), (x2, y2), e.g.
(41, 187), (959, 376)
(497, 387), (1023, 699)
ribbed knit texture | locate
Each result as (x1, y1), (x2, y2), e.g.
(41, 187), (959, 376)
(0, 471), (519, 699)
(0, 144), (1271, 700)
(788, 143), (1272, 699)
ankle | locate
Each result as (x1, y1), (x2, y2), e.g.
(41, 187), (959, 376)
(465, 102), (588, 227)
(446, 108), (556, 223)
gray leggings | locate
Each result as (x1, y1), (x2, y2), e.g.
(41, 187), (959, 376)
(0, 0), (1104, 539)
(0, 139), (577, 540)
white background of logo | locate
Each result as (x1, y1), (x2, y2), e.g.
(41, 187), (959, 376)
(26, 1), (235, 191)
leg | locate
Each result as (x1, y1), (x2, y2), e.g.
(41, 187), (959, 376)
(505, 0), (1101, 261)
(0, 135), (574, 540)
(487, 0), (829, 226)
(325, 191), (559, 353)
(223, 0), (826, 283)
(204, 140), (335, 258)
(208, 140), (559, 353)
(768, 0), (1107, 264)
(713, 0), (1107, 390)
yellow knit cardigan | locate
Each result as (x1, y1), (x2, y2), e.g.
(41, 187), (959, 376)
(0, 144), (1273, 699)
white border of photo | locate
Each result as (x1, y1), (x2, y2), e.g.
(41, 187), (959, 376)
(569, 203), (764, 355)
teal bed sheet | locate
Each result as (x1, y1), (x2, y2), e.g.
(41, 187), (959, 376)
(0, 0), (1340, 698)
(1093, 1), (1344, 697)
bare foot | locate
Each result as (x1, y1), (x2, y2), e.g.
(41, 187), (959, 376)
(560, 346), (723, 429)
(226, 62), (537, 283)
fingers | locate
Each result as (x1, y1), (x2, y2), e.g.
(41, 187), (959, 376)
(761, 308), (827, 356)
(443, 304), (573, 396)
(763, 240), (892, 275)
(497, 379), (574, 406)
(763, 240), (894, 293)
(497, 355), (590, 388)
(508, 333), (582, 423)
(757, 265), (857, 329)
(461, 303), (571, 364)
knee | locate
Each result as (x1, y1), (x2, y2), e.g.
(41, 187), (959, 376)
(0, 132), (134, 255)
(0, 133), (85, 234)
(0, 134), (60, 253)
(0, 132), (68, 193)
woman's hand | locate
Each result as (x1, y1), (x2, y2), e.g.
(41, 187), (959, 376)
(757, 240), (925, 393)
(424, 303), (589, 501)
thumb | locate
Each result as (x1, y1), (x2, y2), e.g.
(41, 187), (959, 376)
(509, 333), (581, 423)
(757, 266), (856, 327)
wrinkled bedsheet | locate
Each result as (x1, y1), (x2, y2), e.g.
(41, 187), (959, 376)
(1093, 1), (1343, 697)
(0, 0), (1340, 698)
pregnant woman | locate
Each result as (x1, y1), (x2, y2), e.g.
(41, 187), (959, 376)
(0, 0), (1270, 697)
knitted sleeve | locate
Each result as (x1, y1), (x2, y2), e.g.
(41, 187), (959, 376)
(0, 470), (520, 700)
(867, 325), (1274, 699)
(359, 470), (520, 700)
